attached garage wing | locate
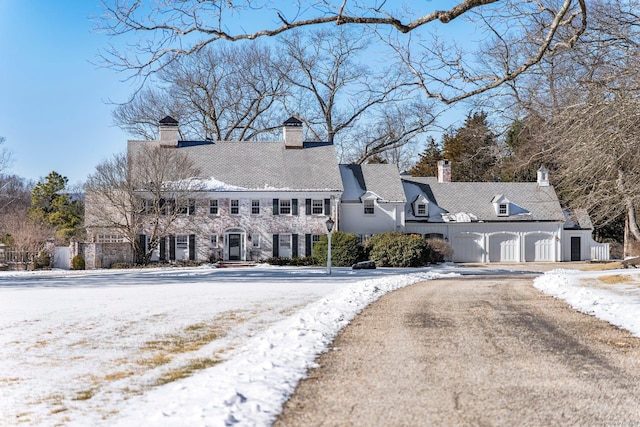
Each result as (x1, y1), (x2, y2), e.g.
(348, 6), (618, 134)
(452, 233), (484, 262)
(489, 233), (519, 262)
(525, 233), (555, 262)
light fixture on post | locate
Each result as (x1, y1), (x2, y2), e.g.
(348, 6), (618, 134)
(325, 217), (335, 275)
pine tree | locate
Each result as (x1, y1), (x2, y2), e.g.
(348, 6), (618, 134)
(30, 171), (82, 243)
(408, 137), (442, 177)
(441, 111), (499, 182)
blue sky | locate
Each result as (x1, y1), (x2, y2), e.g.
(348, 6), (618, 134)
(0, 1), (472, 186)
(0, 0), (131, 185)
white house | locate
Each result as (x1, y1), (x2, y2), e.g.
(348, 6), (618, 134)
(338, 159), (609, 262)
(84, 118), (608, 267)
(86, 117), (343, 265)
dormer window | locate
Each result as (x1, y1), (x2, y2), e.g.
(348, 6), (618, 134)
(492, 195), (511, 217)
(412, 195), (430, 217)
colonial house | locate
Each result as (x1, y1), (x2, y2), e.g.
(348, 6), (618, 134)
(84, 117), (343, 266)
(82, 117), (608, 268)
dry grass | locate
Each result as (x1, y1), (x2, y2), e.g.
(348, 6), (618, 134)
(104, 371), (135, 381)
(137, 353), (173, 368)
(580, 261), (623, 271)
(154, 357), (221, 386)
(598, 274), (634, 285)
(72, 388), (97, 401)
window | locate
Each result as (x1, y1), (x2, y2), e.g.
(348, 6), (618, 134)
(312, 234), (321, 248)
(364, 199), (375, 215)
(210, 235), (218, 248)
(251, 233), (261, 248)
(279, 199), (291, 215)
(312, 199), (324, 215)
(251, 200), (260, 215)
(97, 234), (124, 243)
(417, 203), (427, 216)
(209, 199), (219, 215)
(178, 199), (195, 215)
(176, 235), (188, 249)
(498, 203), (508, 216)
(230, 199), (239, 215)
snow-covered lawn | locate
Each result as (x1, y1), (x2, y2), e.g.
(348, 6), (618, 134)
(1, 264), (639, 426)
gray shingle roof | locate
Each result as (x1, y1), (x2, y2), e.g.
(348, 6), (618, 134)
(129, 140), (343, 191)
(339, 164), (406, 203)
(404, 177), (565, 222)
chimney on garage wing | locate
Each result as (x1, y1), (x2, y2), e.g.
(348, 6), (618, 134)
(158, 116), (180, 147)
(283, 116), (304, 149)
(438, 159), (452, 183)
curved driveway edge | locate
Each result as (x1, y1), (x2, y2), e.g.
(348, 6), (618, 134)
(275, 266), (640, 426)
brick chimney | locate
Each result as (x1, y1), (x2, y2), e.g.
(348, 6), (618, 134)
(438, 159), (452, 183)
(158, 116), (179, 146)
(283, 116), (303, 149)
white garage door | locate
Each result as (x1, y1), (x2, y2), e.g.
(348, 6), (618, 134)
(489, 234), (519, 262)
(452, 234), (484, 262)
(525, 234), (555, 262)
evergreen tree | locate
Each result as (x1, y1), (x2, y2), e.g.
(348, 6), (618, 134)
(30, 171), (82, 243)
(408, 137), (442, 177)
(441, 111), (499, 182)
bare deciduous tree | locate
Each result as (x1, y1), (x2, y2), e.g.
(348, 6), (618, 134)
(85, 144), (204, 264)
(113, 43), (289, 141)
(99, 0), (586, 102)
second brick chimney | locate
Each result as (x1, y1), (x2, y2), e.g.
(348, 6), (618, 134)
(438, 159), (452, 183)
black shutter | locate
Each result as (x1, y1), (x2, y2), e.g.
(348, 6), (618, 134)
(188, 200), (195, 215)
(273, 234), (279, 257)
(159, 237), (166, 261)
(292, 234), (299, 258)
(273, 199), (279, 215)
(305, 199), (312, 216)
(292, 199), (298, 215)
(189, 234), (196, 261)
(305, 234), (312, 257)
(138, 234), (146, 263)
(169, 235), (176, 261)
(324, 198), (331, 215)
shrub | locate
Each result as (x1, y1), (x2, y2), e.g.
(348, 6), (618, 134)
(71, 254), (86, 270)
(367, 232), (430, 267)
(265, 256), (319, 266)
(33, 252), (51, 270)
(424, 238), (454, 263)
(313, 231), (366, 267)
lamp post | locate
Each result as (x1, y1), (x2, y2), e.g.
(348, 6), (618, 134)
(325, 217), (335, 275)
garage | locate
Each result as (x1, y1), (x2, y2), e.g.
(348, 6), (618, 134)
(452, 233), (484, 262)
(489, 233), (519, 262)
(525, 233), (555, 262)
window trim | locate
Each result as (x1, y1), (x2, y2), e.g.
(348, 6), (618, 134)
(251, 199), (260, 215)
(311, 199), (324, 215)
(498, 203), (509, 216)
(209, 199), (219, 215)
(230, 199), (240, 215)
(279, 199), (292, 215)
(210, 234), (218, 248)
(364, 199), (375, 215)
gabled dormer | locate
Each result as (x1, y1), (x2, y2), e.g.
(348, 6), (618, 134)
(492, 195), (510, 217)
(412, 195), (430, 217)
(361, 191), (381, 215)
(491, 194), (531, 218)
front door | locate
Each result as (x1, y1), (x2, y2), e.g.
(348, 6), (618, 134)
(571, 236), (581, 261)
(229, 233), (241, 261)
